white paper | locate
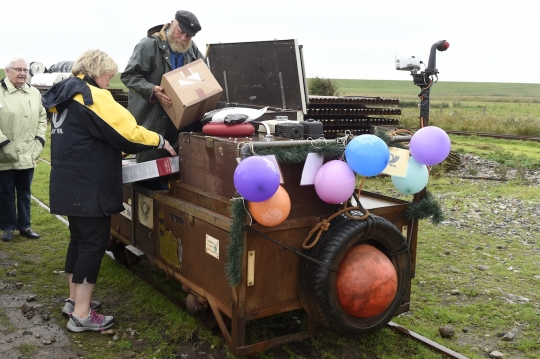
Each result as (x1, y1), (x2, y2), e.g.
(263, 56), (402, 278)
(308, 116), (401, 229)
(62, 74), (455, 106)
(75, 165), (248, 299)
(260, 155), (284, 184)
(300, 153), (324, 185)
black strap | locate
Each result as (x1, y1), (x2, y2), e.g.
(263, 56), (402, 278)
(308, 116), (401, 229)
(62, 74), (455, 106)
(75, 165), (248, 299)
(244, 226), (340, 272)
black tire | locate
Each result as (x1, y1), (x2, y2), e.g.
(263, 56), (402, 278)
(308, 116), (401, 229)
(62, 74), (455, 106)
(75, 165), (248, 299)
(298, 214), (411, 338)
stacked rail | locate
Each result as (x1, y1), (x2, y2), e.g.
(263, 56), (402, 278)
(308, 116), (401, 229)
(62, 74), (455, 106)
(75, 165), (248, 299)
(307, 96), (401, 138)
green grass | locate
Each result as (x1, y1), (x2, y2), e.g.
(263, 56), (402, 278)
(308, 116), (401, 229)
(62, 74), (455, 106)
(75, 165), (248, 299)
(334, 78), (540, 98)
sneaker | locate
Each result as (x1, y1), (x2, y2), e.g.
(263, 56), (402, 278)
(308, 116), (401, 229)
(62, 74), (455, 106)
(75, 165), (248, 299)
(62, 298), (102, 315)
(66, 309), (114, 332)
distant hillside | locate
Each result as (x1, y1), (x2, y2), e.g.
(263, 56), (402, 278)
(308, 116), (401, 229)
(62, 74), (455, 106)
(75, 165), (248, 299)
(334, 79), (540, 98)
(3, 68), (538, 98)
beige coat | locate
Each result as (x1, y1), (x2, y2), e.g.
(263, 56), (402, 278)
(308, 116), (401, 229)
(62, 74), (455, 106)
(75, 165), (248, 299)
(0, 78), (47, 170)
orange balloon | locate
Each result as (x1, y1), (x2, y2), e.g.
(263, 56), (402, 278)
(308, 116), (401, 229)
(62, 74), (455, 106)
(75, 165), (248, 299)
(336, 244), (398, 318)
(249, 186), (291, 226)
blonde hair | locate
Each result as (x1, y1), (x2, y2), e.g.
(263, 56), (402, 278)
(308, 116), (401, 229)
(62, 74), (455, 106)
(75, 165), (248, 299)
(71, 49), (118, 78)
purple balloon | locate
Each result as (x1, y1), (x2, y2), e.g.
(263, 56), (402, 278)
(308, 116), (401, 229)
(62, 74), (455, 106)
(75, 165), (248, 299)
(409, 126), (451, 166)
(314, 160), (356, 204)
(234, 156), (280, 202)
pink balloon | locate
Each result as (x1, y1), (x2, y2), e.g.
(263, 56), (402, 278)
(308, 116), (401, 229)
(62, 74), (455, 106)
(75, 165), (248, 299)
(314, 160), (356, 204)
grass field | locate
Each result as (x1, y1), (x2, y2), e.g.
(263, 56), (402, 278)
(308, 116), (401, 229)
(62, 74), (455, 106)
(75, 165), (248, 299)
(334, 78), (540, 98)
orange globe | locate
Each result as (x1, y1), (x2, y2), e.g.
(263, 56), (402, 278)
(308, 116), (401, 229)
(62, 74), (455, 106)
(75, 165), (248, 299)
(336, 244), (398, 318)
(249, 185), (291, 227)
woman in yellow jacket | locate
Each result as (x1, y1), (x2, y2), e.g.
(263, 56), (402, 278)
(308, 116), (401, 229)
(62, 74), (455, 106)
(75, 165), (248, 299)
(42, 49), (176, 332)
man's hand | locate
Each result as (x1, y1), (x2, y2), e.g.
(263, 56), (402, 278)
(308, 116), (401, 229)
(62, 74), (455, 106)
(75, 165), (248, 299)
(163, 140), (177, 156)
(153, 86), (172, 107)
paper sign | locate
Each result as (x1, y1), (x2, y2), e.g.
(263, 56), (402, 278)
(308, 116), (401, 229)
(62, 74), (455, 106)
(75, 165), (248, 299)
(300, 153), (324, 185)
(381, 147), (410, 178)
(261, 155), (284, 184)
(205, 234), (219, 259)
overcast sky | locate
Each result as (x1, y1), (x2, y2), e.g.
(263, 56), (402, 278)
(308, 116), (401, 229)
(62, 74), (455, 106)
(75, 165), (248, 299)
(2, 0), (539, 84)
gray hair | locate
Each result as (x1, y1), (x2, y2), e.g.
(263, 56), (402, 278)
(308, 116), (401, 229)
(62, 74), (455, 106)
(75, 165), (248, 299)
(71, 49), (118, 78)
(4, 55), (29, 70)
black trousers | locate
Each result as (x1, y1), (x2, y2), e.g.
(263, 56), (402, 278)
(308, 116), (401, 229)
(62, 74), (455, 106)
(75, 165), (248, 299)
(0, 168), (34, 231)
(65, 215), (111, 284)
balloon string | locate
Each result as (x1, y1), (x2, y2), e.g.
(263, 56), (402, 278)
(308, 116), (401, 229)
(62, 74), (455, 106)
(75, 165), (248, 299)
(231, 196), (253, 226)
(249, 142), (257, 156)
(308, 137), (328, 148)
(357, 176), (366, 200)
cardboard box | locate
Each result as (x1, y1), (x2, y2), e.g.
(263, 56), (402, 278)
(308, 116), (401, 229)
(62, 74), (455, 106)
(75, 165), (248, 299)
(122, 156), (179, 183)
(160, 59), (223, 129)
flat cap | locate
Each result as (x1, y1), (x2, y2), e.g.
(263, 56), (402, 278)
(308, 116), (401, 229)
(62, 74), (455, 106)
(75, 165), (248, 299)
(175, 10), (201, 36)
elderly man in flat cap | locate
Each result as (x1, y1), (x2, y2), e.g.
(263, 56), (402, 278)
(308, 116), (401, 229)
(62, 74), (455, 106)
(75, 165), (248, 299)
(121, 10), (204, 178)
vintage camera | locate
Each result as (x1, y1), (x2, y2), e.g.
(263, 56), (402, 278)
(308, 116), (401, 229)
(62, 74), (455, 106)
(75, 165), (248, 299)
(395, 55), (422, 71)
(275, 122), (304, 139)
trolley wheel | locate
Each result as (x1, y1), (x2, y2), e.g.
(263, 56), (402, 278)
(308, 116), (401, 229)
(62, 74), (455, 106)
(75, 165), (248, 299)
(298, 214), (411, 338)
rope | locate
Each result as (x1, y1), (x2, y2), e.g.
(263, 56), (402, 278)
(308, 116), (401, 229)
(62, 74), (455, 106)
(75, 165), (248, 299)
(302, 176), (370, 249)
(302, 203), (370, 249)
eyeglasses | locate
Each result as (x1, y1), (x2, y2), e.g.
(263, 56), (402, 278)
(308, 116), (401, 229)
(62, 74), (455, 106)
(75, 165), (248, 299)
(10, 67), (29, 73)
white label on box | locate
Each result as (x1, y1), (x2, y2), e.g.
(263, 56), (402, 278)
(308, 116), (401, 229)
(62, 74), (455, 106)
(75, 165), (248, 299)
(300, 153), (324, 185)
(122, 161), (160, 183)
(187, 73), (201, 81)
(179, 79), (195, 86)
(205, 234), (219, 259)
(120, 202), (132, 220)
(169, 156), (180, 173)
(138, 193), (153, 229)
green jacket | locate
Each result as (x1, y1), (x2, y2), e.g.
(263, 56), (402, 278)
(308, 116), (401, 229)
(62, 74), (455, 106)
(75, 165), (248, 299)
(121, 23), (205, 162)
(0, 78), (47, 170)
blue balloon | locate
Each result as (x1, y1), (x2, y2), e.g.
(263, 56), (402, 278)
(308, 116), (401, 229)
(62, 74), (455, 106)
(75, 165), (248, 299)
(345, 135), (390, 177)
(391, 157), (429, 195)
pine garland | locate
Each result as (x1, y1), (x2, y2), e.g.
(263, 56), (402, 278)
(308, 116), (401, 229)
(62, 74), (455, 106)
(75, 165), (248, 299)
(405, 191), (444, 224)
(226, 195), (247, 287)
(244, 142), (345, 163)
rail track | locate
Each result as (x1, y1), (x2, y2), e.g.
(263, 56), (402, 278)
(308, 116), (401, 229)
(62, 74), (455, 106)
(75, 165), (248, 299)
(446, 130), (540, 142)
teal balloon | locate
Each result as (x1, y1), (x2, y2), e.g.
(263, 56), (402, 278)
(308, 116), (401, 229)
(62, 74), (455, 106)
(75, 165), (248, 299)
(345, 134), (390, 177)
(391, 157), (429, 195)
